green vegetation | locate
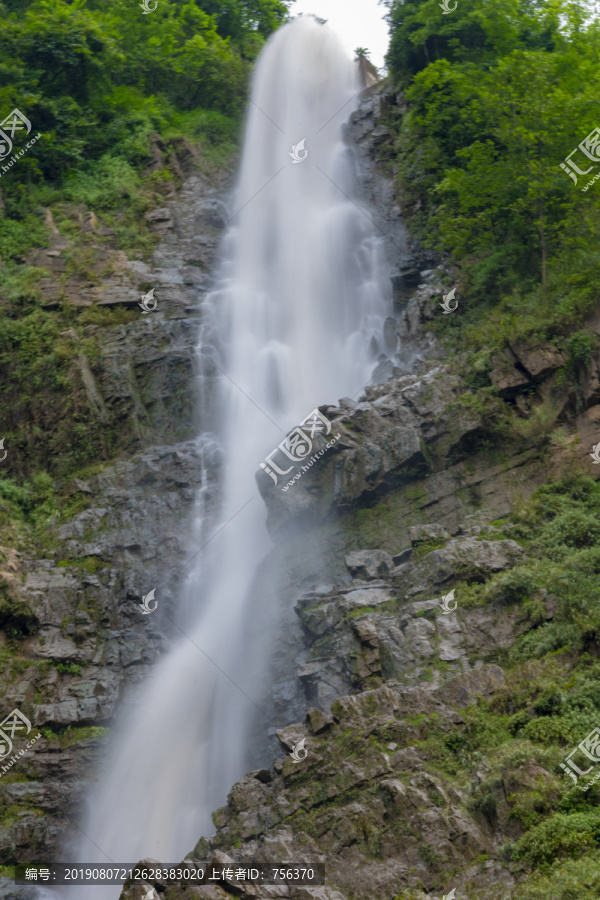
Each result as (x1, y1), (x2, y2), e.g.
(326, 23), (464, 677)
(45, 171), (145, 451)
(0, 471), (93, 539)
(399, 474), (600, 889)
(382, 0), (600, 351)
(40, 724), (109, 747)
(54, 661), (81, 676)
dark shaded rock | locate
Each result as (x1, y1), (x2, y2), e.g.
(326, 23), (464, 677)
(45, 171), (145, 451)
(489, 350), (530, 398)
(345, 549), (394, 580)
(435, 664), (506, 707)
(392, 547), (412, 565)
(508, 341), (565, 381)
(144, 207), (174, 234)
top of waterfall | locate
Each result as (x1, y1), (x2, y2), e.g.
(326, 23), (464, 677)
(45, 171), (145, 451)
(247, 15), (360, 143)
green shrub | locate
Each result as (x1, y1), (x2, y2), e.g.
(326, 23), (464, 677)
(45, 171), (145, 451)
(539, 510), (600, 560)
(54, 661), (81, 676)
(510, 811), (600, 867)
(520, 854), (600, 899)
(510, 399), (562, 443)
(510, 623), (581, 662)
(63, 156), (147, 213)
(483, 565), (538, 605)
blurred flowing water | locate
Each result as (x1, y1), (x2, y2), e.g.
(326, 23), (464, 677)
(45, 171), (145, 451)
(52, 16), (391, 899)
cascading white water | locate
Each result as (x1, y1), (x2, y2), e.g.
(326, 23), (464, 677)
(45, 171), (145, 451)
(56, 17), (391, 900)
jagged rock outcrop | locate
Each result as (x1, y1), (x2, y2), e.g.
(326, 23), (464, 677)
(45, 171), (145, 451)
(291, 532), (530, 710)
(119, 667), (520, 900)
(256, 365), (548, 539)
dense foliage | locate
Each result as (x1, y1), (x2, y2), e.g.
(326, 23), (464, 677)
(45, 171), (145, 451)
(382, 0), (600, 348)
(0, 0), (292, 217)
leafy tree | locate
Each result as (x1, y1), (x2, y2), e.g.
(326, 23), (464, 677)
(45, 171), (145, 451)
(0, 0), (293, 196)
(383, 0), (600, 346)
(195, 0), (293, 56)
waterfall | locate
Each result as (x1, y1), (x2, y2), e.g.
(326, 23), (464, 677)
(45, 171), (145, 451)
(54, 16), (391, 899)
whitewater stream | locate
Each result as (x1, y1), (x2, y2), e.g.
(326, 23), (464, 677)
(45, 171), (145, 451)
(48, 16), (392, 899)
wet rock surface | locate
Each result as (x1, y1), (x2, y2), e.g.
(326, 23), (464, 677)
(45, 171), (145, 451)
(346, 86), (443, 369)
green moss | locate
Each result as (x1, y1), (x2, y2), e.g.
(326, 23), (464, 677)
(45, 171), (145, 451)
(54, 661), (82, 676)
(346, 599), (399, 620)
(412, 537), (448, 562)
(418, 841), (441, 870)
(0, 805), (44, 826)
(0, 772), (32, 786)
(331, 700), (344, 719)
(57, 557), (107, 575)
(41, 725), (109, 748)
(78, 306), (140, 327)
